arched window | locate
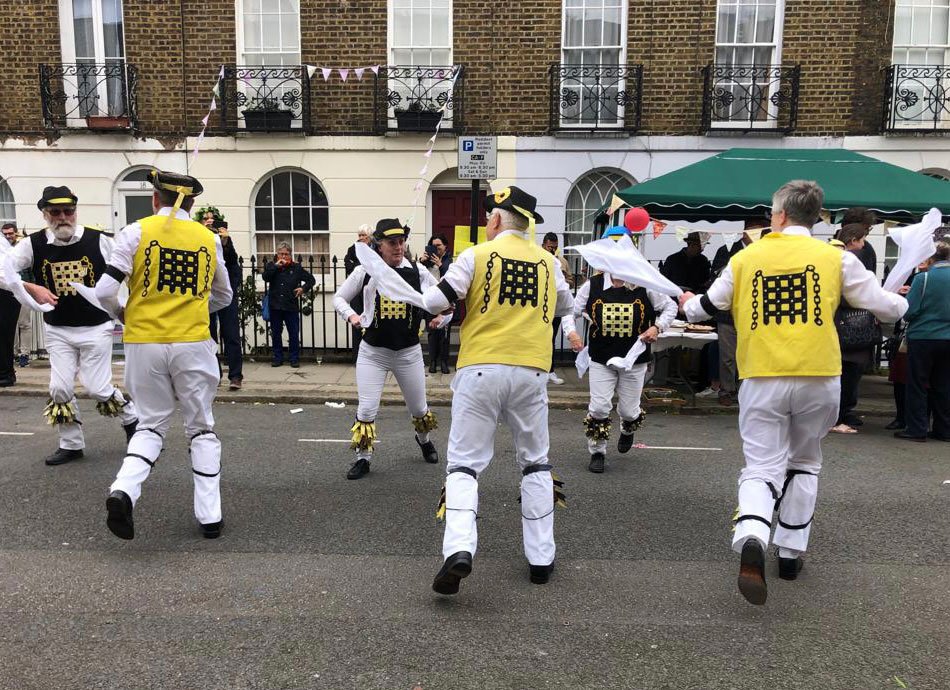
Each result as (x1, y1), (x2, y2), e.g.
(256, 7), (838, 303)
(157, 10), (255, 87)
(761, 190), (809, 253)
(565, 169), (634, 248)
(253, 169), (329, 264)
(0, 176), (15, 225)
(113, 167), (154, 228)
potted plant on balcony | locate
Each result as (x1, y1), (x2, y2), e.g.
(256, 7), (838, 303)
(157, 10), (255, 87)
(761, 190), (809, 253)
(394, 99), (444, 131)
(85, 114), (131, 130)
(242, 96), (293, 132)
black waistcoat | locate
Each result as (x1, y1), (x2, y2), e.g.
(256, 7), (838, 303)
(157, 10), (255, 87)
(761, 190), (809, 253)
(361, 264), (424, 351)
(31, 228), (111, 327)
(584, 273), (655, 366)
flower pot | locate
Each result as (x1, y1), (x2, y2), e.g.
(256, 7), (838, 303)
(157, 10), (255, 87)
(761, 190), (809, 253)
(243, 109), (294, 132)
(85, 115), (130, 130)
(395, 109), (444, 132)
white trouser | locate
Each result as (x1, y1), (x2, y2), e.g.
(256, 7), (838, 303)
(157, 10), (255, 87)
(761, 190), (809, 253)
(443, 364), (555, 567)
(355, 341), (430, 460)
(733, 376), (839, 557)
(45, 323), (137, 450)
(110, 339), (222, 525)
(586, 360), (647, 454)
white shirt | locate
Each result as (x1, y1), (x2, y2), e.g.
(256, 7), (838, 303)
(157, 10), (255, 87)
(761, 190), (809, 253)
(0, 225), (114, 292)
(94, 207), (232, 317)
(684, 225), (908, 324)
(418, 229), (577, 336)
(573, 271), (678, 333)
(333, 257), (452, 329)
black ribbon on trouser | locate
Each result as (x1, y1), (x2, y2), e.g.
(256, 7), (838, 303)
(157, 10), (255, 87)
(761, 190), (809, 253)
(436, 466), (478, 521)
(775, 469), (817, 530)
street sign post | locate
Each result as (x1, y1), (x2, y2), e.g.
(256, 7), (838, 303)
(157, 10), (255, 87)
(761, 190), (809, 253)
(458, 136), (498, 243)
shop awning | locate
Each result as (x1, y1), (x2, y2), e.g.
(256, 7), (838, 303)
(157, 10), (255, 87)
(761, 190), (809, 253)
(615, 148), (950, 222)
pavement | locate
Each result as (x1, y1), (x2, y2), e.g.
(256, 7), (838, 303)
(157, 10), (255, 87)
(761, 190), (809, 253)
(0, 400), (947, 689)
(0, 356), (899, 418)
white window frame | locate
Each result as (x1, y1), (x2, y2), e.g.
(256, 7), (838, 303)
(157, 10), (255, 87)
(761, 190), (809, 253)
(57, 0), (127, 124)
(711, 0), (786, 129)
(0, 176), (16, 226)
(890, 0), (950, 129)
(558, 0), (629, 129)
(251, 168), (330, 273)
(234, 0), (302, 67)
(564, 169), (635, 269)
(387, 0), (454, 67)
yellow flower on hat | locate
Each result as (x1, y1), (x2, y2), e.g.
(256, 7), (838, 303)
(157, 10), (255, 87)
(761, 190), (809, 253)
(494, 188), (511, 204)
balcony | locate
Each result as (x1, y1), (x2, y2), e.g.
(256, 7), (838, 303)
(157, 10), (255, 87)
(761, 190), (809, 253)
(549, 63), (643, 132)
(40, 62), (137, 131)
(883, 65), (950, 133)
(375, 65), (463, 133)
(217, 65), (311, 133)
(701, 64), (800, 133)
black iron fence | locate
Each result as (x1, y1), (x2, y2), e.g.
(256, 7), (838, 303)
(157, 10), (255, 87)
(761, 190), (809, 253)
(883, 64), (950, 132)
(549, 63), (643, 132)
(40, 62), (138, 131)
(374, 65), (463, 133)
(701, 63), (800, 133)
(217, 65), (312, 133)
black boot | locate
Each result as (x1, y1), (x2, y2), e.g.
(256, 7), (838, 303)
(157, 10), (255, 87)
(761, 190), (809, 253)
(429, 360), (437, 374)
(588, 452), (605, 474)
(346, 458), (371, 480)
(45, 447), (84, 466)
(416, 437), (439, 464)
(106, 490), (134, 540)
(529, 562), (554, 585)
(440, 360), (450, 374)
(432, 551), (473, 595)
(123, 420), (138, 442)
(617, 432), (634, 454)
(778, 555), (803, 581)
(737, 539), (767, 605)
(200, 521), (223, 539)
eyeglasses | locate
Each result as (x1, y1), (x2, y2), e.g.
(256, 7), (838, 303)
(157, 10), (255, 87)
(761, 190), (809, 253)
(47, 207), (76, 217)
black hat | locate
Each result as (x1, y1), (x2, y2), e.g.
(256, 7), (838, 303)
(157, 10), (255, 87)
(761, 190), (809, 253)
(37, 186), (78, 210)
(484, 186), (544, 224)
(373, 218), (410, 241)
(148, 169), (204, 197)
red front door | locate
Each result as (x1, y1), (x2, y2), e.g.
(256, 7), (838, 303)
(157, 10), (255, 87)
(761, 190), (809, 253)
(432, 189), (477, 258)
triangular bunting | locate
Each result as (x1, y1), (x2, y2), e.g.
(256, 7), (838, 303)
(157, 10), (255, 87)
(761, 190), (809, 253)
(201, 113), (210, 126)
(306, 64), (317, 79)
(338, 68), (349, 81)
(652, 219), (667, 239)
(423, 149), (433, 158)
(607, 194), (626, 216)
(428, 134), (437, 144)
(209, 98), (217, 112)
(354, 68), (365, 81)
(418, 164), (429, 176)
(321, 68), (332, 81)
(370, 65), (380, 75)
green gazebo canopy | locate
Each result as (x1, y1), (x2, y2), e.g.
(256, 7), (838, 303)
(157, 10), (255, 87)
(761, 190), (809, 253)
(615, 148), (950, 222)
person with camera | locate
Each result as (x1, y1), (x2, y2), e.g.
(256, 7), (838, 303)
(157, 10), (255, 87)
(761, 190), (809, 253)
(420, 234), (452, 374)
(263, 242), (315, 368)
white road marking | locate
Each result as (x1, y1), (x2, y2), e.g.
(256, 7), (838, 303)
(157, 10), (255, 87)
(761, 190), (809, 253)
(640, 445), (722, 451)
(298, 439), (383, 444)
(0, 432), (35, 436)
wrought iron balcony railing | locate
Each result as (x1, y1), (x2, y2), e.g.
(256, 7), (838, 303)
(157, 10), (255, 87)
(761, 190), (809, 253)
(375, 65), (463, 133)
(883, 64), (950, 132)
(40, 62), (137, 131)
(549, 63), (643, 132)
(701, 64), (800, 133)
(218, 65), (312, 133)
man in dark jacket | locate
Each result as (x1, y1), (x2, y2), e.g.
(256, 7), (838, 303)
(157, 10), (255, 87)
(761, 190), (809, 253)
(661, 232), (711, 293)
(263, 242), (315, 367)
(207, 220), (243, 389)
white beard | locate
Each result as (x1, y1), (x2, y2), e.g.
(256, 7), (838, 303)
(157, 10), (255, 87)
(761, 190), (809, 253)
(50, 223), (76, 242)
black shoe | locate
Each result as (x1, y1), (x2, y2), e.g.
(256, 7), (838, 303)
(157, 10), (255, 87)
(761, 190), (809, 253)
(588, 452), (605, 474)
(429, 361), (437, 374)
(416, 437), (439, 464)
(290, 361), (300, 369)
(618, 433), (634, 454)
(123, 420), (138, 443)
(927, 431), (950, 442)
(45, 448), (84, 466)
(885, 419), (905, 430)
(432, 551), (473, 595)
(17, 354), (29, 367)
(737, 539), (767, 605)
(0, 377), (15, 387)
(894, 431), (926, 442)
(271, 360), (283, 367)
(529, 562), (554, 585)
(105, 490), (134, 540)
(346, 458), (371, 480)
(440, 362), (450, 374)
(778, 555), (804, 581)
(200, 521), (223, 539)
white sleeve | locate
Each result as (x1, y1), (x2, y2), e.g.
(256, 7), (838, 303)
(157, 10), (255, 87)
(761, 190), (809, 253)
(0, 240), (34, 291)
(572, 279), (591, 319)
(420, 248), (475, 314)
(333, 267), (365, 321)
(648, 289), (678, 332)
(553, 259), (576, 334)
(840, 250), (908, 323)
(418, 265), (453, 327)
(684, 264), (735, 322)
(208, 235), (233, 313)
(99, 232), (115, 263)
(94, 273), (122, 319)
(106, 223), (142, 277)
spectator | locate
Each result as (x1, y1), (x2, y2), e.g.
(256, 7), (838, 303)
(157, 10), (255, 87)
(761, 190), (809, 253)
(2, 223), (32, 367)
(895, 240), (950, 442)
(840, 207), (877, 273)
(210, 220), (243, 390)
(421, 234), (452, 373)
(660, 232), (710, 293)
(0, 222), (20, 386)
(831, 224), (880, 433)
(541, 232), (573, 384)
(344, 225), (372, 359)
(263, 242), (315, 368)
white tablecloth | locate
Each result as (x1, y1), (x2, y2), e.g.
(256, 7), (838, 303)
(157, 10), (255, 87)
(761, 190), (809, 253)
(653, 330), (718, 353)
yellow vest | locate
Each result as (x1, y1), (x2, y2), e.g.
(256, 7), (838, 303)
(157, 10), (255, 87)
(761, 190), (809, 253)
(124, 214), (218, 343)
(731, 232), (843, 378)
(457, 232), (558, 371)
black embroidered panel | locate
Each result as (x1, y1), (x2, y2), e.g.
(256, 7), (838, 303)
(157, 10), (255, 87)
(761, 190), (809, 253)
(41, 257), (95, 296)
(480, 252), (551, 323)
(141, 240), (212, 297)
(751, 265), (822, 330)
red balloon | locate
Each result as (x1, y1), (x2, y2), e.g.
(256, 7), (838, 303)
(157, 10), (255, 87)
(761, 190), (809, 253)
(624, 207), (650, 233)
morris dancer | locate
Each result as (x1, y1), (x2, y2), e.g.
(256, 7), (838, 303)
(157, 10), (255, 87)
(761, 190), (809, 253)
(332, 219), (447, 480)
(680, 180), (907, 605)
(96, 170), (232, 540)
(355, 186), (582, 593)
(1, 186), (137, 465)
(575, 226), (677, 473)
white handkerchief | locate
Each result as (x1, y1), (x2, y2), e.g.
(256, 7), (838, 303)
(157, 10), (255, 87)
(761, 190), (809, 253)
(4, 255), (53, 313)
(575, 346), (591, 379)
(606, 339), (647, 372)
(565, 235), (682, 297)
(883, 208), (941, 293)
(355, 242), (427, 310)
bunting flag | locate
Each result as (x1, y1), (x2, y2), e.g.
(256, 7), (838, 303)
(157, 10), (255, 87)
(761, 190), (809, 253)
(306, 65), (317, 80)
(321, 68), (332, 81)
(354, 68), (365, 81)
(338, 68), (349, 82)
(302, 64), (382, 81)
(651, 219), (667, 239)
(606, 194), (626, 216)
(191, 68), (224, 164)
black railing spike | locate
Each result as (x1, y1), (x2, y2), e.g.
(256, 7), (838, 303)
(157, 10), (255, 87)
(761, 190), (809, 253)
(701, 63), (800, 133)
(549, 63), (642, 133)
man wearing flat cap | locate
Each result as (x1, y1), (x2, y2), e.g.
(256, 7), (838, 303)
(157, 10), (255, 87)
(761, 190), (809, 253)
(0, 185), (139, 465)
(353, 185), (582, 594)
(332, 218), (449, 480)
(95, 169), (233, 541)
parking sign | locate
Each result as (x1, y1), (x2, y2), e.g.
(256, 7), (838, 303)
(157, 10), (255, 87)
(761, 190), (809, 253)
(457, 136), (497, 179)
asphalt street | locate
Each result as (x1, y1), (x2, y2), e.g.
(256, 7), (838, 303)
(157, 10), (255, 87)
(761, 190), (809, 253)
(0, 397), (947, 690)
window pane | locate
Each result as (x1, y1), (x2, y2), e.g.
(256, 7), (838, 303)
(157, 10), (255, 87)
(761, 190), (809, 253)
(432, 7), (450, 46)
(262, 14), (281, 50)
(933, 7), (949, 45)
(430, 48), (451, 65)
(256, 179), (273, 206)
(292, 207), (310, 231)
(122, 168), (151, 182)
(913, 7), (930, 45)
(565, 8), (583, 47)
(735, 3), (756, 44)
(584, 7), (603, 47)
(412, 6), (431, 46)
(73, 0), (95, 59)
(255, 207), (272, 231)
(283, 12), (299, 50)
(244, 12), (262, 51)
(755, 3), (775, 43)
(894, 7), (911, 46)
(603, 8), (621, 47)
(290, 173), (308, 205)
(273, 172), (290, 206)
(279, 0), (298, 10)
(310, 179), (327, 205)
(274, 207), (291, 231)
(312, 207), (329, 230)
(102, 0), (124, 59)
(394, 7), (411, 40)
(736, 45), (754, 64)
